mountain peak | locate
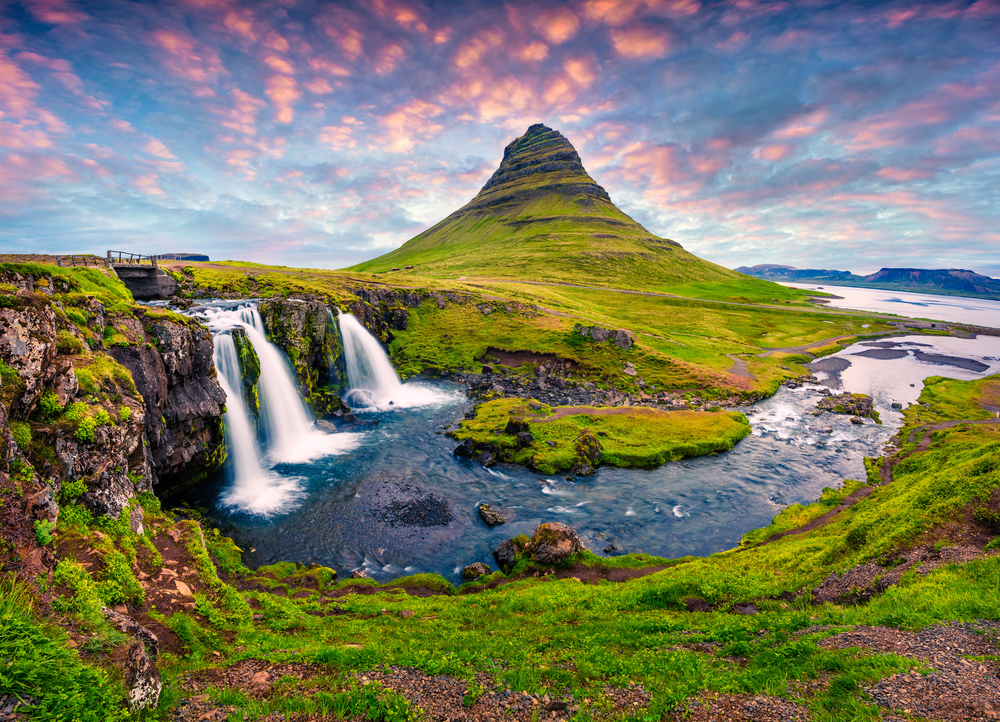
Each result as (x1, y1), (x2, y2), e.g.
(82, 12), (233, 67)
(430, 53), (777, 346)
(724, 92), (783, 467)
(469, 124), (610, 213)
(350, 124), (743, 290)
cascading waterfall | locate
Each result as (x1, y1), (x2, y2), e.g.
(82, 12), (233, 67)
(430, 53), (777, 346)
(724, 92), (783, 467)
(337, 312), (457, 409)
(201, 302), (362, 515)
(212, 334), (303, 515)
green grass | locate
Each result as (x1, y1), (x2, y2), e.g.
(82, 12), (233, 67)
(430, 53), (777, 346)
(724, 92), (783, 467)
(451, 397), (751, 472)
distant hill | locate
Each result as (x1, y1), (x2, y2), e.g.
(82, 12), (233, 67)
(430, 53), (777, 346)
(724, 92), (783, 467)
(350, 124), (768, 292)
(736, 264), (1000, 300)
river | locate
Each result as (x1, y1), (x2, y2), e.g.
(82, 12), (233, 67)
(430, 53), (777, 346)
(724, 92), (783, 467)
(179, 298), (1000, 583)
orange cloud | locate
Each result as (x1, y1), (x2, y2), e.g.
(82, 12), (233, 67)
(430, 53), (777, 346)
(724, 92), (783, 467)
(304, 77), (333, 94)
(378, 99), (444, 152)
(582, 0), (699, 27)
(214, 87), (266, 137)
(374, 44), (405, 74)
(564, 58), (596, 87)
(754, 144), (793, 161)
(454, 30), (505, 70)
(518, 41), (550, 62)
(265, 75), (300, 123)
(309, 57), (351, 77)
(264, 55), (295, 75)
(265, 32), (290, 53)
(223, 10), (257, 41)
(320, 123), (359, 150)
(533, 8), (580, 44)
(610, 26), (672, 58)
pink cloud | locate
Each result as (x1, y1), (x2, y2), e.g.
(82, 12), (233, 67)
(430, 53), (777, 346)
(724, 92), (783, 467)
(22, 0), (88, 25)
(264, 32), (290, 53)
(213, 87), (266, 137)
(264, 55), (295, 75)
(877, 167), (935, 182)
(610, 26), (672, 58)
(304, 77), (334, 94)
(564, 57), (596, 87)
(582, 0), (699, 26)
(0, 52), (41, 118)
(454, 30), (505, 70)
(309, 57), (351, 77)
(151, 29), (225, 96)
(144, 139), (176, 159)
(377, 99), (444, 152)
(320, 122), (360, 150)
(518, 41), (550, 62)
(265, 75), (300, 123)
(373, 43), (405, 74)
(223, 10), (257, 42)
(754, 143), (793, 161)
(134, 174), (165, 196)
(533, 8), (580, 44)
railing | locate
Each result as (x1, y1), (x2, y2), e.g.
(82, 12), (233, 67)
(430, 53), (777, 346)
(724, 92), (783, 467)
(107, 251), (158, 268)
(56, 255), (104, 268)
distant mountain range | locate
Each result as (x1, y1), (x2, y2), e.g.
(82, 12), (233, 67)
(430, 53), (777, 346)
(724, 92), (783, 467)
(735, 264), (1000, 300)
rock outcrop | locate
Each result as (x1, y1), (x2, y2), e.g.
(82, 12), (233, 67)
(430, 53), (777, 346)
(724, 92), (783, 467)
(525, 522), (583, 565)
(108, 311), (227, 491)
(817, 393), (878, 421)
(574, 323), (635, 351)
(258, 298), (346, 397)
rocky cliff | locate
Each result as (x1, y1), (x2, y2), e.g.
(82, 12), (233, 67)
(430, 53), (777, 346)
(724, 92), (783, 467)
(0, 264), (227, 520)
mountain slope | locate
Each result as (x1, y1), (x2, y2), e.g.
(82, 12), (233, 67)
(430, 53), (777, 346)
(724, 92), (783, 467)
(350, 124), (751, 292)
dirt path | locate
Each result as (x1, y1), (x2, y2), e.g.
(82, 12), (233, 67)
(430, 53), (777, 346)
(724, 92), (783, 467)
(758, 417), (1000, 547)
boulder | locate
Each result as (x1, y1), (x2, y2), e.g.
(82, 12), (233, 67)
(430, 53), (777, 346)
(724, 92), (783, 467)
(525, 522), (583, 565)
(453, 438), (477, 459)
(569, 430), (603, 476)
(478, 451), (496, 468)
(478, 503), (507, 527)
(514, 431), (535, 448)
(461, 562), (492, 581)
(493, 537), (526, 574)
(504, 417), (529, 434)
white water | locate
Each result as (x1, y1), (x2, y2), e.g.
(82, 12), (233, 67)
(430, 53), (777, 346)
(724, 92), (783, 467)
(201, 303), (362, 515)
(337, 312), (457, 409)
(213, 334), (303, 515)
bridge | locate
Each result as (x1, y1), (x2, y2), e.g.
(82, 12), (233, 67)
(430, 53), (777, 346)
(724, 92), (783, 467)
(104, 251), (179, 300)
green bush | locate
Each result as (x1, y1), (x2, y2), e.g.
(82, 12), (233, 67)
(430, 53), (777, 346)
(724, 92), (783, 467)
(74, 417), (97, 443)
(118, 405), (131, 422)
(10, 421), (30, 450)
(60, 478), (87, 504)
(56, 330), (84, 355)
(34, 519), (55, 546)
(37, 391), (63, 419)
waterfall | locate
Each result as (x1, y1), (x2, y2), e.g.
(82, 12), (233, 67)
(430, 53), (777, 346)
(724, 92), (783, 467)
(212, 333), (303, 516)
(200, 302), (362, 515)
(337, 312), (457, 409)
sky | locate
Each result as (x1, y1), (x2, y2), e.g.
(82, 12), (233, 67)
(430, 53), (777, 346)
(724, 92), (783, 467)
(1, 0), (999, 277)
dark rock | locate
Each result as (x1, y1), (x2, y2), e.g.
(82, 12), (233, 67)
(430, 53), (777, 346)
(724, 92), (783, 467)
(504, 417), (529, 434)
(603, 544), (617, 553)
(453, 438), (477, 459)
(351, 569), (371, 579)
(732, 603), (759, 615)
(545, 701), (568, 712)
(493, 537), (526, 575)
(525, 522), (583, 565)
(817, 392), (876, 419)
(478, 451), (496, 468)
(478, 503), (507, 527)
(461, 562), (492, 581)
(514, 431), (534, 448)
(683, 596), (715, 612)
(343, 412), (356, 423)
(103, 607), (159, 659)
(545, 440), (558, 448)
(891, 402), (902, 410)
(851, 416), (865, 425)
(481, 364), (493, 374)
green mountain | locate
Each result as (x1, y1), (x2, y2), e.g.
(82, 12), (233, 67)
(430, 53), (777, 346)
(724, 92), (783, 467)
(350, 124), (748, 291)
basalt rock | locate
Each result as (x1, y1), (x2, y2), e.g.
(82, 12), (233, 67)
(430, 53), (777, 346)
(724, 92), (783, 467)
(124, 640), (162, 711)
(259, 298), (346, 396)
(493, 537), (528, 575)
(230, 327), (261, 419)
(574, 323), (635, 351)
(109, 313), (226, 492)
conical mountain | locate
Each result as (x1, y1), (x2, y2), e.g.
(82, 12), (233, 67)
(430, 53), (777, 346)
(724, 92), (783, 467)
(351, 124), (742, 290)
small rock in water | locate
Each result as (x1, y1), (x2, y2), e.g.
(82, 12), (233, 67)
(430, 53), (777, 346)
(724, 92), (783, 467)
(850, 416), (865, 425)
(462, 562), (492, 581)
(479, 503), (508, 527)
(351, 569), (371, 579)
(478, 451), (496, 468)
(604, 544), (618, 554)
(891, 402), (902, 409)
(343, 413), (356, 423)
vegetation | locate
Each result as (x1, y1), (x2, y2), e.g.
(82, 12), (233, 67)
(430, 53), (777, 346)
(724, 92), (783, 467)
(451, 397), (751, 472)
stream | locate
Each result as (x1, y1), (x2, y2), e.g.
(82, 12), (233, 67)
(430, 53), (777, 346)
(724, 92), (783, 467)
(178, 299), (1000, 583)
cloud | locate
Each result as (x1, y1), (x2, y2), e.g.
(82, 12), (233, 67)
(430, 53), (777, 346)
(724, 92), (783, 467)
(533, 8), (580, 44)
(144, 139), (177, 159)
(609, 25), (672, 57)
(265, 75), (300, 123)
